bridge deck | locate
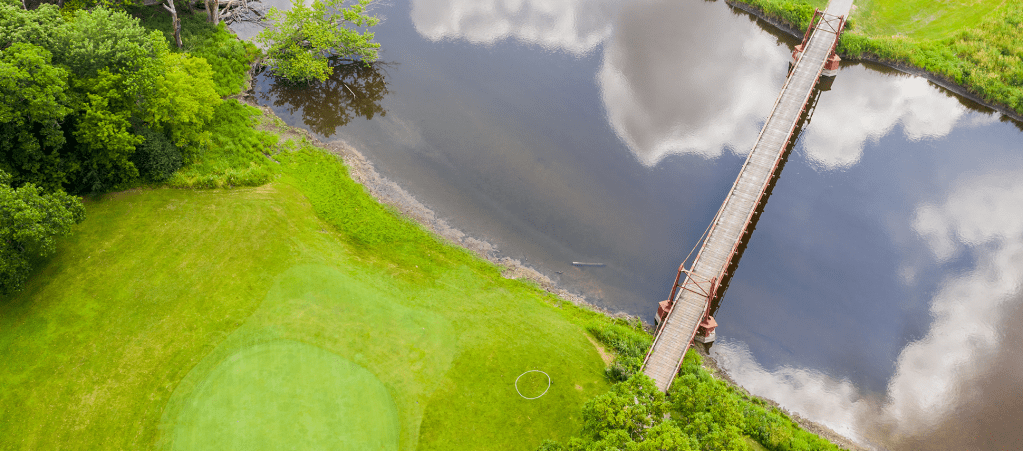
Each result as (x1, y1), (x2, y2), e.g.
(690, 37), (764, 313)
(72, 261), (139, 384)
(642, 11), (844, 393)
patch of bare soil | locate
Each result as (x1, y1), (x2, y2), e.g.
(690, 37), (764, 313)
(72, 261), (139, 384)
(586, 335), (614, 365)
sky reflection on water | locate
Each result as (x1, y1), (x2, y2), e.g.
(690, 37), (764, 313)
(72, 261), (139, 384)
(410, 0), (617, 54)
(245, 0), (1023, 447)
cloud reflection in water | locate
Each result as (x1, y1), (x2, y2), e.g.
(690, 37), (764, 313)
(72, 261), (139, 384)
(598, 0), (784, 164)
(800, 70), (971, 169)
(408, 0), (1022, 446)
(410, 0), (617, 54)
(715, 172), (1023, 448)
(597, 0), (980, 171)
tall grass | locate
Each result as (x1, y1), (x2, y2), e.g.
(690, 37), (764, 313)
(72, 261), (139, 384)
(137, 9), (259, 96)
(586, 318), (652, 381)
(839, 4), (1023, 115)
(168, 100), (278, 189)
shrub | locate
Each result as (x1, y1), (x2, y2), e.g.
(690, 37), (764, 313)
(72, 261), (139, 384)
(0, 170), (85, 294)
(133, 127), (182, 182)
(587, 317), (651, 381)
(139, 10), (259, 96)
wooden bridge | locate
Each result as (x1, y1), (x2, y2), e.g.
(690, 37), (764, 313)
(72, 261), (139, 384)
(641, 7), (847, 392)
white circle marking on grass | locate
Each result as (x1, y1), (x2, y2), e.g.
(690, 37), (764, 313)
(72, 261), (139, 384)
(514, 370), (551, 400)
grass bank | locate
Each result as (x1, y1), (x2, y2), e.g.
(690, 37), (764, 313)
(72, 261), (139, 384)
(0, 7), (849, 450)
(0, 143), (619, 450)
(727, 0), (1023, 119)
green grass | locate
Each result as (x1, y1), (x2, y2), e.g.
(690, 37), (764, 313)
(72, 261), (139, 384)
(852, 0), (1008, 40)
(840, 2), (1023, 114)
(169, 340), (400, 450)
(729, 0), (1023, 117)
(168, 100), (279, 189)
(0, 145), (613, 450)
(137, 8), (260, 96)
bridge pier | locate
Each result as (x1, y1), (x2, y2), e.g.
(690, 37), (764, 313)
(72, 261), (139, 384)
(642, 6), (846, 393)
(822, 53), (841, 77)
(693, 316), (717, 344)
(792, 9), (844, 78)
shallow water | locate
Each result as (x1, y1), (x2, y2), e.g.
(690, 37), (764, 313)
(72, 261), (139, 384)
(238, 0), (1023, 447)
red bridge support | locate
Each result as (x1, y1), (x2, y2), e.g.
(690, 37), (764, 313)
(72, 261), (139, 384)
(792, 8), (846, 77)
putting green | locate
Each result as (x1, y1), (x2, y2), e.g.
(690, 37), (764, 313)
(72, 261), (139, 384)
(169, 340), (399, 451)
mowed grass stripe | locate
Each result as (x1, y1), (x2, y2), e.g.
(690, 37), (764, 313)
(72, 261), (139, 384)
(0, 147), (612, 450)
(853, 0), (1008, 40)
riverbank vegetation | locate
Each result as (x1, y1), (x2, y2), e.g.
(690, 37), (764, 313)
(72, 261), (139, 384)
(730, 0), (1023, 118)
(256, 0), (380, 83)
(540, 333), (846, 451)
(0, 6), (607, 449)
(3, 1), (848, 449)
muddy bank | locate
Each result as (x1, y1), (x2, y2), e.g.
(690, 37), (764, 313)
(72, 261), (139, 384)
(724, 0), (1023, 124)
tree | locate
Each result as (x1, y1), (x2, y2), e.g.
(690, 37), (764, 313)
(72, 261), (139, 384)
(0, 5), (221, 192)
(163, 0), (183, 49)
(0, 42), (73, 192)
(0, 1), (62, 51)
(539, 374), (697, 451)
(256, 0), (380, 83)
(0, 170), (84, 294)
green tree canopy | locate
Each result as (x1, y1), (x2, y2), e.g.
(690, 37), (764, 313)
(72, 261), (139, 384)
(0, 4), (221, 192)
(0, 170), (85, 294)
(0, 42), (73, 191)
(256, 0), (381, 83)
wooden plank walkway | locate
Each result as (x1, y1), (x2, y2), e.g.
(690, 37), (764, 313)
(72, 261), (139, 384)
(641, 10), (846, 393)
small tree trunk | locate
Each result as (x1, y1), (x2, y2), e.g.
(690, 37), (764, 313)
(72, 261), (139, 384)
(205, 0), (219, 24)
(163, 0), (183, 49)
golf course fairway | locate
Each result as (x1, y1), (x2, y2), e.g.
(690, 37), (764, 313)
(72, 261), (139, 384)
(0, 148), (612, 450)
(168, 340), (399, 450)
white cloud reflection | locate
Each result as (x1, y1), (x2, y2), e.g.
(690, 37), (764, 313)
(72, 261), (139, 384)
(800, 72), (969, 169)
(886, 173), (1023, 431)
(410, 0), (617, 54)
(596, 0), (985, 169)
(597, 0), (785, 164)
(713, 340), (876, 443)
(410, 0), (983, 171)
(715, 172), (1023, 448)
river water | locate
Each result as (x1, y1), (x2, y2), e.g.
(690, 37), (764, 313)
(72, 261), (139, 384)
(235, 0), (1023, 448)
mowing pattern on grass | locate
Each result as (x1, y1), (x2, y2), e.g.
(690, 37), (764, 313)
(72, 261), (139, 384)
(169, 340), (399, 451)
(853, 0), (1007, 40)
(1, 147), (614, 450)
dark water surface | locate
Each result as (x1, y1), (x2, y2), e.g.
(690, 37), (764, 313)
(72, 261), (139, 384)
(240, 0), (1023, 448)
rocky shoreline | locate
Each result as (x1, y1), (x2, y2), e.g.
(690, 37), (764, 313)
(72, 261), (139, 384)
(236, 13), (873, 446)
(241, 92), (870, 449)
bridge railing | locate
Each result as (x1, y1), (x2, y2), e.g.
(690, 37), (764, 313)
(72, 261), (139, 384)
(641, 8), (848, 387)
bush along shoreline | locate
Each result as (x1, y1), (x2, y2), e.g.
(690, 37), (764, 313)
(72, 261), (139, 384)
(206, 8), (855, 451)
(724, 0), (1023, 123)
(2, 3), (853, 449)
(537, 332), (853, 451)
